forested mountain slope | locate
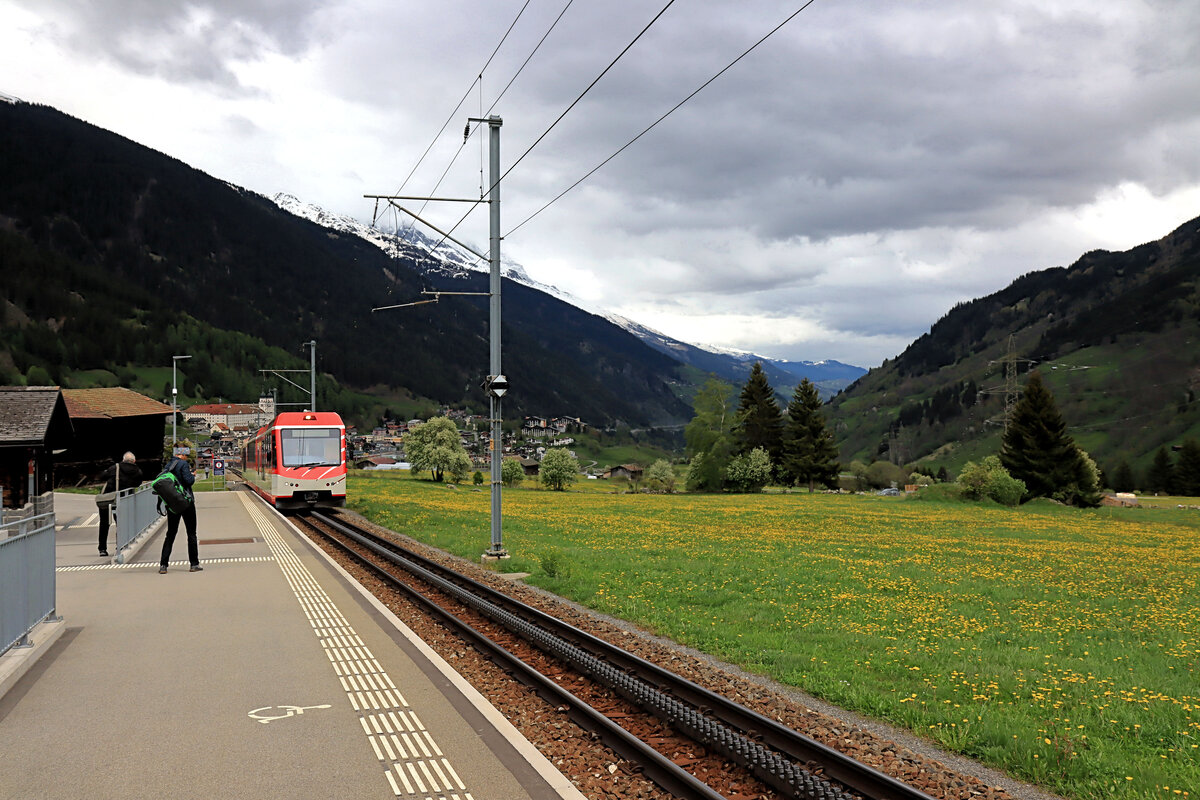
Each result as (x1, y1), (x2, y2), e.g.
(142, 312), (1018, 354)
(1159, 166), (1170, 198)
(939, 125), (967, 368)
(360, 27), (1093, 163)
(0, 101), (688, 426)
(827, 216), (1200, 477)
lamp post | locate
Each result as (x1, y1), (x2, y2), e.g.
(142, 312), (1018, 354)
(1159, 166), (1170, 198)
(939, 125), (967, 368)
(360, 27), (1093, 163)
(172, 355), (191, 450)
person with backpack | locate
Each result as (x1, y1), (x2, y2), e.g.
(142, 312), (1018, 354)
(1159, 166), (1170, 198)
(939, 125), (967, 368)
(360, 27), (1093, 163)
(96, 451), (143, 557)
(158, 453), (202, 573)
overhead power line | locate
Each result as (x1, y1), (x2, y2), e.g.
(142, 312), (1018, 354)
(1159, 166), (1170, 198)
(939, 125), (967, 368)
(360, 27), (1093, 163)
(1068, 396), (1199, 432)
(407, 0), (578, 225)
(415, 0), (681, 259)
(382, 0), (532, 206)
(506, 0), (821, 237)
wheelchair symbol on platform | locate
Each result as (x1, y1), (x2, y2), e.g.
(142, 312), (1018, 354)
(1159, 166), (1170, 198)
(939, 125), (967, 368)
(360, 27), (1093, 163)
(248, 704), (332, 724)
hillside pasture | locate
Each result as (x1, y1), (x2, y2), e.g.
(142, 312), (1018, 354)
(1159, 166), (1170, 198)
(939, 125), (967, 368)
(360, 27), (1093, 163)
(347, 472), (1199, 800)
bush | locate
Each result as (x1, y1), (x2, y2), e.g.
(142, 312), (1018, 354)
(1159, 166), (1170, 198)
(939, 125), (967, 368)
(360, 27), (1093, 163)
(865, 460), (906, 490)
(539, 448), (579, 491)
(847, 460), (871, 491)
(958, 456), (1025, 506)
(643, 459), (677, 492)
(726, 447), (772, 493)
(537, 547), (570, 579)
(911, 483), (964, 502)
(987, 470), (1026, 506)
(500, 457), (525, 487)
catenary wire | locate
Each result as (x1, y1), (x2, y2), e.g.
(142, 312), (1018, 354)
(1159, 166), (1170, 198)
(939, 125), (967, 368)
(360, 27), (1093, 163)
(442, 0), (821, 270)
(410, 0), (578, 224)
(488, 0), (577, 118)
(506, 0), (820, 238)
(424, 0), (681, 254)
(376, 0), (532, 226)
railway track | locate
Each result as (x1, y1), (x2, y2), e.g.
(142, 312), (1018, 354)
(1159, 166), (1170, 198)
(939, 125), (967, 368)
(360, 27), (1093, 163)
(293, 508), (937, 800)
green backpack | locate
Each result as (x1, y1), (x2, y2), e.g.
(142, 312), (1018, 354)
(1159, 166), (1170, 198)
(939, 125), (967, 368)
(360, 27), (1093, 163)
(150, 470), (192, 515)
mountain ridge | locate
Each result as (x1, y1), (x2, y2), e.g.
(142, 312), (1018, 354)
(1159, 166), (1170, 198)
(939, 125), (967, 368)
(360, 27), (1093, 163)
(0, 101), (688, 427)
(272, 193), (867, 398)
(826, 214), (1200, 476)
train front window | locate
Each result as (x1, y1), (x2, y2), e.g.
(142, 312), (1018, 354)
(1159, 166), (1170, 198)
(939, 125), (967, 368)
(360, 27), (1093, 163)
(280, 428), (341, 468)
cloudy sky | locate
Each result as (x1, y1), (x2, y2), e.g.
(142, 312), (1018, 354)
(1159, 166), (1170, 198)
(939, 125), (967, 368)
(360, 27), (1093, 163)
(4, 0), (1200, 367)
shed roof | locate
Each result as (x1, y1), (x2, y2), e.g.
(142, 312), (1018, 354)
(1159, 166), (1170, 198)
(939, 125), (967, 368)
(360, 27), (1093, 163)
(184, 403), (263, 415)
(0, 386), (75, 447)
(62, 387), (172, 420)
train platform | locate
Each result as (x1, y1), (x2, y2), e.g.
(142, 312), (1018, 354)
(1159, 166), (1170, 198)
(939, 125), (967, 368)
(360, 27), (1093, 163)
(0, 490), (585, 800)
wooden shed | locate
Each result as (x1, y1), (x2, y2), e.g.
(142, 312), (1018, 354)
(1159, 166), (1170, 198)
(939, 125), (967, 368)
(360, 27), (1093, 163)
(57, 388), (172, 487)
(0, 386), (75, 509)
(602, 464), (643, 481)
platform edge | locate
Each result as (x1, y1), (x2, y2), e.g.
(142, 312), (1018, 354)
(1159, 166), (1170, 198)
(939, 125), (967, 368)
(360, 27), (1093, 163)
(0, 617), (67, 701)
(270, 507), (589, 800)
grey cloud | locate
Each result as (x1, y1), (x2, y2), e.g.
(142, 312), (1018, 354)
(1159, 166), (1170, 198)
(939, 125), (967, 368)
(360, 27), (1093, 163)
(13, 0), (326, 89)
(500, 0), (1200, 244)
(15, 0), (1197, 367)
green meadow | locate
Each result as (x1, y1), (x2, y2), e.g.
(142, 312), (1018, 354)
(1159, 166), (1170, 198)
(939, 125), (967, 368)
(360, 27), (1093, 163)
(347, 471), (1199, 800)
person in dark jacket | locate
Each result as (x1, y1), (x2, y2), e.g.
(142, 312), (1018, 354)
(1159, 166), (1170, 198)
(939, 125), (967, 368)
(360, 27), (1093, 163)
(97, 452), (143, 557)
(159, 454), (202, 573)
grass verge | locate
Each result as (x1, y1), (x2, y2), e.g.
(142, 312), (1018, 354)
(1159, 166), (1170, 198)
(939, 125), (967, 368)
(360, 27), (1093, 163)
(348, 471), (1199, 800)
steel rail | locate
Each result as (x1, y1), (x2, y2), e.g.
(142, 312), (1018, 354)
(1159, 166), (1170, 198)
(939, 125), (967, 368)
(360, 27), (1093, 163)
(297, 514), (729, 800)
(316, 512), (933, 800)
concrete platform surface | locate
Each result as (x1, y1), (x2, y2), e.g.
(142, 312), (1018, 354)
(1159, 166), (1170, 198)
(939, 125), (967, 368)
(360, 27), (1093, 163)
(0, 490), (584, 800)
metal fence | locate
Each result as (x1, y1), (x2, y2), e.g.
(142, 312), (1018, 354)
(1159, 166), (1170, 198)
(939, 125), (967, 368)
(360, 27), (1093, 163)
(113, 485), (162, 561)
(1, 502), (57, 657)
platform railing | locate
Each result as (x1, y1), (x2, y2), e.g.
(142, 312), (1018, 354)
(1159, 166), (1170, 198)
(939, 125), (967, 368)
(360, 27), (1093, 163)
(113, 484), (163, 562)
(0, 506), (57, 657)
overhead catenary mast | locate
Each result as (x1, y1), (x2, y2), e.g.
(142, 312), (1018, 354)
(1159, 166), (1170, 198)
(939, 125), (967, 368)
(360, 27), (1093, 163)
(367, 114), (509, 561)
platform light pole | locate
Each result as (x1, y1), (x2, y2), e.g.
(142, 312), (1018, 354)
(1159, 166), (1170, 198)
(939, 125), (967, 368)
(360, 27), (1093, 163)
(172, 354), (191, 448)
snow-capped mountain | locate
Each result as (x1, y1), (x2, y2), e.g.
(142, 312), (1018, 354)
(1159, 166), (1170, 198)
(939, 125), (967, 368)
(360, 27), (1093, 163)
(272, 193), (865, 396)
(274, 192), (590, 309)
(602, 313), (864, 397)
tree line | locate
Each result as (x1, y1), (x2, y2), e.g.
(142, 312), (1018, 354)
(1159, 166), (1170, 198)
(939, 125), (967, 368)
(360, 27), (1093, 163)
(684, 363), (839, 493)
(960, 371), (1200, 505)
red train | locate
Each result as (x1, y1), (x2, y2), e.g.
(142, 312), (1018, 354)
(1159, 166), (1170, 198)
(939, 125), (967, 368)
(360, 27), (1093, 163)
(240, 411), (347, 513)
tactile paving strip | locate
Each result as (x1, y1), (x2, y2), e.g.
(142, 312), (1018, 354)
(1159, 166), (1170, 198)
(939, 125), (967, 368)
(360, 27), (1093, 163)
(239, 494), (475, 800)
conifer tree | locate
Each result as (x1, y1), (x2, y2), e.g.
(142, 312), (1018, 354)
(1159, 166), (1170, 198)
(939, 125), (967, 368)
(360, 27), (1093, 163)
(999, 372), (1100, 506)
(1111, 460), (1136, 493)
(1146, 446), (1175, 494)
(782, 378), (840, 491)
(1175, 439), (1200, 497)
(734, 362), (783, 465)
